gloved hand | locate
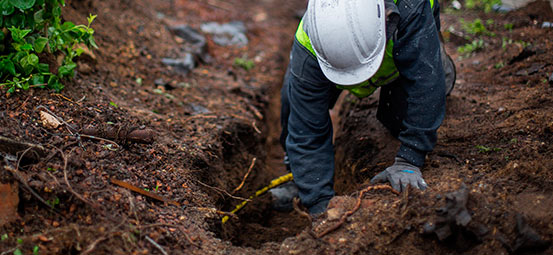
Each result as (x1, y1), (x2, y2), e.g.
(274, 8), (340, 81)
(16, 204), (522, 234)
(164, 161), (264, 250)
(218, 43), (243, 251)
(370, 157), (428, 192)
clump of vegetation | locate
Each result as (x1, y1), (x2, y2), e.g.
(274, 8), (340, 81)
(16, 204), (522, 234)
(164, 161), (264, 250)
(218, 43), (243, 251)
(461, 18), (495, 36)
(458, 39), (484, 55)
(234, 57), (254, 71)
(0, 0), (97, 94)
(464, 0), (501, 13)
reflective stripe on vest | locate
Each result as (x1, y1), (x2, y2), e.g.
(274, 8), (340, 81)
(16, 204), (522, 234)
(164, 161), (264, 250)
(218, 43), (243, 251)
(295, 0), (434, 98)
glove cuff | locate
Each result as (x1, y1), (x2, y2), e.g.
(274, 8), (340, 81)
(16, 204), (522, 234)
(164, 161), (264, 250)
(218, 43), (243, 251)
(396, 144), (426, 167)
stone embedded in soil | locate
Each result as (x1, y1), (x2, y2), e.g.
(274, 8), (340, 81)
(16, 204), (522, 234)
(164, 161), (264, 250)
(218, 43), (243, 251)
(200, 21), (248, 47)
(169, 25), (206, 46)
(549, 72), (553, 85)
(162, 53), (195, 75)
(0, 182), (19, 226)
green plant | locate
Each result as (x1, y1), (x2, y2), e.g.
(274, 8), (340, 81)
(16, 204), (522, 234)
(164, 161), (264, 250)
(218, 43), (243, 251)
(461, 18), (495, 36)
(0, 0), (97, 94)
(1, 233), (7, 241)
(476, 145), (501, 153)
(46, 196), (60, 207)
(33, 245), (39, 255)
(465, 0), (501, 13)
(504, 23), (514, 31)
(457, 39), (484, 56)
(494, 61), (504, 69)
(234, 57), (254, 71)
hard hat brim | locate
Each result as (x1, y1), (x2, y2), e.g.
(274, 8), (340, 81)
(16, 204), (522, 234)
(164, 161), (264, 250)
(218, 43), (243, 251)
(317, 46), (386, 86)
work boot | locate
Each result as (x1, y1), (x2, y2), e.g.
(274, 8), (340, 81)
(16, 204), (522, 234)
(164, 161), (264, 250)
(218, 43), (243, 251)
(269, 181), (299, 212)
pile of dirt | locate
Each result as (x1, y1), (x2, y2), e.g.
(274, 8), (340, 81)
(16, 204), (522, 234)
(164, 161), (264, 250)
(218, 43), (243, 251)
(1, 0), (553, 254)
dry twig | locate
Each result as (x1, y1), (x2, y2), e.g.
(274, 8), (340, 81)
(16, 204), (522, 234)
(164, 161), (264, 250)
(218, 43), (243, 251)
(111, 178), (180, 206)
(145, 236), (168, 255)
(232, 157), (257, 193)
(316, 185), (399, 238)
(58, 147), (100, 209)
(195, 180), (251, 201)
(4, 148), (62, 215)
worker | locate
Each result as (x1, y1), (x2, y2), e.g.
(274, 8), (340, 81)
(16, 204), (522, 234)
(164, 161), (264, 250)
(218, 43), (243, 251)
(269, 0), (456, 215)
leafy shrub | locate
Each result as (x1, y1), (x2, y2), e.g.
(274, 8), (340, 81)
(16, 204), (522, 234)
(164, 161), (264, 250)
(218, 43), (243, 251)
(0, 0), (97, 94)
(465, 0), (501, 13)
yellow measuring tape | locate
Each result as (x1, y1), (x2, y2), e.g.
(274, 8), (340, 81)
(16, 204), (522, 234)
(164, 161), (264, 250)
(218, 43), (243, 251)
(222, 173), (294, 223)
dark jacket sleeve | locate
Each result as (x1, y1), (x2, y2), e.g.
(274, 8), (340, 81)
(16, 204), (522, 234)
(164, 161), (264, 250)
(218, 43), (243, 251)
(392, 0), (446, 167)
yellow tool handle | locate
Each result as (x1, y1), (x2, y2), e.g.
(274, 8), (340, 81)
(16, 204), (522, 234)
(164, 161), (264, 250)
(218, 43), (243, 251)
(222, 173), (293, 223)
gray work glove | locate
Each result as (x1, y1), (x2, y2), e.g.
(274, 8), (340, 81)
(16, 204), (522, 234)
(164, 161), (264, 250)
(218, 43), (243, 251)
(370, 157), (428, 192)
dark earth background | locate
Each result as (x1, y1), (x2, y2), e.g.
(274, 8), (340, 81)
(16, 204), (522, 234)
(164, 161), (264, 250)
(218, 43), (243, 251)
(1, 0), (553, 254)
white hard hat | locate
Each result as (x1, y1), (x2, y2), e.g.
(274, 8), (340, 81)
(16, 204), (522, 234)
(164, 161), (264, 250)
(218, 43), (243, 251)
(305, 0), (387, 85)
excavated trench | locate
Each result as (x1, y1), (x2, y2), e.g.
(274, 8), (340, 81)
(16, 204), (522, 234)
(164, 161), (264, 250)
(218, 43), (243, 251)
(205, 81), (383, 248)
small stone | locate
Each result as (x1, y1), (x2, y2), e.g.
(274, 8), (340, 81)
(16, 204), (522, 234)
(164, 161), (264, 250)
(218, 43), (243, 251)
(498, 107), (506, 113)
(154, 78), (166, 86)
(549, 73), (553, 85)
(452, 0), (461, 9)
(162, 54), (195, 75)
(338, 238), (347, 244)
(52, 221), (60, 227)
(327, 208), (342, 221)
(40, 111), (61, 129)
(542, 22), (552, 28)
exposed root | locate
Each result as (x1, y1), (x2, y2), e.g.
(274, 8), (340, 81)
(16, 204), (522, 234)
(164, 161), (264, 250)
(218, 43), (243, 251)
(316, 185), (400, 238)
(293, 197), (316, 238)
(233, 157), (257, 193)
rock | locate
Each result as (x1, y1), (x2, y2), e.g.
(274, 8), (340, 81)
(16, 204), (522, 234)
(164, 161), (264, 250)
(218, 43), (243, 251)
(549, 73), (553, 85)
(169, 25), (206, 46)
(154, 78), (166, 86)
(200, 21), (248, 47)
(492, 4), (514, 13)
(542, 22), (552, 28)
(0, 182), (19, 226)
(162, 53), (195, 75)
(40, 111), (62, 129)
(326, 208), (342, 221)
(515, 63), (545, 76)
(452, 0), (461, 10)
(513, 214), (550, 252)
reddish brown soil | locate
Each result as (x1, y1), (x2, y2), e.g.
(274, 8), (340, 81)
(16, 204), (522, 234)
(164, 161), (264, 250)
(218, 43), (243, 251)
(1, 0), (552, 254)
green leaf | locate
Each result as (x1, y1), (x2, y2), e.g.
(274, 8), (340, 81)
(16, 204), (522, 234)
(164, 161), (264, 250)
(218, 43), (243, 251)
(57, 62), (76, 76)
(60, 21), (74, 30)
(27, 53), (38, 66)
(34, 36), (47, 53)
(20, 43), (33, 51)
(47, 75), (63, 91)
(13, 248), (22, 255)
(1, 59), (16, 75)
(0, 31), (4, 41)
(9, 0), (35, 10)
(88, 36), (98, 49)
(87, 14), (96, 25)
(37, 63), (49, 73)
(31, 74), (44, 85)
(33, 8), (44, 23)
(0, 0), (14, 15)
(8, 27), (31, 41)
(5, 13), (25, 27)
